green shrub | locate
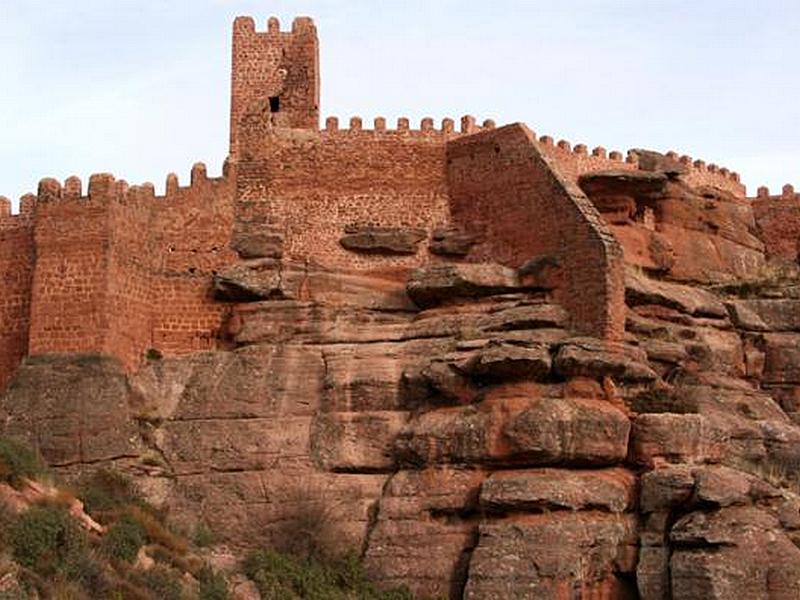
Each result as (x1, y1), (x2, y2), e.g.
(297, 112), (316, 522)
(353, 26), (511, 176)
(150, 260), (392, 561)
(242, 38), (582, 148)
(62, 551), (112, 597)
(76, 469), (142, 517)
(132, 565), (183, 600)
(128, 505), (188, 555)
(0, 501), (17, 552)
(198, 566), (228, 600)
(10, 504), (88, 577)
(192, 522), (217, 548)
(243, 549), (412, 600)
(102, 513), (147, 562)
(0, 436), (47, 487)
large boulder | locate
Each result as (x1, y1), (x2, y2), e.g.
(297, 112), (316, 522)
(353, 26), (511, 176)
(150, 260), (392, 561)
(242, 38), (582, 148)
(734, 299), (800, 332)
(480, 468), (636, 514)
(407, 263), (522, 308)
(626, 270), (728, 318)
(553, 337), (658, 382)
(395, 390), (630, 468)
(670, 507), (800, 600)
(459, 340), (552, 381)
(339, 225), (426, 254)
(364, 468), (485, 599)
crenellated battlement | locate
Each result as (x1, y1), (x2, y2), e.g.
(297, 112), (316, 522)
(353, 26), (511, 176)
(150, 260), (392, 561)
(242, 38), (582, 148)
(751, 182), (800, 262)
(233, 15), (316, 37)
(753, 183), (799, 202)
(532, 130), (745, 195)
(537, 133), (637, 164)
(12, 161), (231, 216)
(0, 195), (34, 230)
(319, 114), (496, 140)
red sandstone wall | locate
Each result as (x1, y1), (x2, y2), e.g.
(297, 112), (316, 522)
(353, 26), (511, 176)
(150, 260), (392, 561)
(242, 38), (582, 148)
(0, 199), (35, 389)
(446, 123), (626, 340)
(753, 184), (800, 261)
(147, 167), (235, 358)
(236, 118), (474, 274)
(28, 179), (115, 357)
(230, 16), (319, 156)
(24, 168), (235, 373)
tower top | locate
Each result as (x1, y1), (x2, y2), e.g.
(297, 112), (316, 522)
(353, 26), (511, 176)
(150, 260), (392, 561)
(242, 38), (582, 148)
(229, 16), (320, 157)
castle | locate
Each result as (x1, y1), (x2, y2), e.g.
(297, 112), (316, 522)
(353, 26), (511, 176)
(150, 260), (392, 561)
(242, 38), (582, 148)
(0, 15), (795, 390)
(0, 18), (800, 392)
(3, 16), (800, 598)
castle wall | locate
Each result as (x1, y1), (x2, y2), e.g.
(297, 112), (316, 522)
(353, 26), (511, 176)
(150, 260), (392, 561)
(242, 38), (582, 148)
(0, 200), (35, 389)
(20, 169), (235, 375)
(0, 12), (764, 389)
(236, 119), (463, 275)
(105, 185), (157, 370)
(753, 185), (800, 261)
(28, 179), (115, 357)
(147, 168), (235, 358)
(446, 123), (626, 340)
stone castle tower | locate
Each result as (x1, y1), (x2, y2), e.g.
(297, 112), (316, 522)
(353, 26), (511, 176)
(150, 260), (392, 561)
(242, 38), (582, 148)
(229, 16), (320, 155)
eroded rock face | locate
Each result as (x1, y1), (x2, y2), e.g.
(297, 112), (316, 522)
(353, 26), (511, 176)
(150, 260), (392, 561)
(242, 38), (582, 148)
(429, 227), (476, 256)
(464, 512), (638, 599)
(580, 165), (766, 283)
(2, 355), (140, 466)
(406, 263), (523, 308)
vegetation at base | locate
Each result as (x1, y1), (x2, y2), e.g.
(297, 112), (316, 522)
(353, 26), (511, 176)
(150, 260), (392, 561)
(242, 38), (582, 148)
(243, 549), (412, 600)
(0, 438), (401, 600)
(198, 566), (229, 600)
(10, 504), (89, 575)
(192, 522), (217, 548)
(0, 460), (227, 599)
(0, 436), (48, 487)
(101, 512), (147, 562)
(128, 565), (184, 600)
(75, 468), (145, 518)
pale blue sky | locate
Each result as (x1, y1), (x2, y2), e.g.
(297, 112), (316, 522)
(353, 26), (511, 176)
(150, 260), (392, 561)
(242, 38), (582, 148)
(0, 0), (798, 207)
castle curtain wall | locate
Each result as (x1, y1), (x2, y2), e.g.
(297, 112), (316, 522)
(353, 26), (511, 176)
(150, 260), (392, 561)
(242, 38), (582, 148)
(446, 123), (626, 340)
(0, 203), (35, 388)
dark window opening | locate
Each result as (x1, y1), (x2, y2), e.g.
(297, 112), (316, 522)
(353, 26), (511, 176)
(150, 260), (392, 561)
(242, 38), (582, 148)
(269, 96), (280, 113)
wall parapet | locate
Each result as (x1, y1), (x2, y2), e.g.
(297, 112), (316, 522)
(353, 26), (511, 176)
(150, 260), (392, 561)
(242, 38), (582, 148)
(233, 15), (315, 37)
(16, 162), (231, 215)
(533, 129), (745, 196)
(753, 183), (799, 202)
(751, 181), (800, 262)
(320, 115), (495, 140)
